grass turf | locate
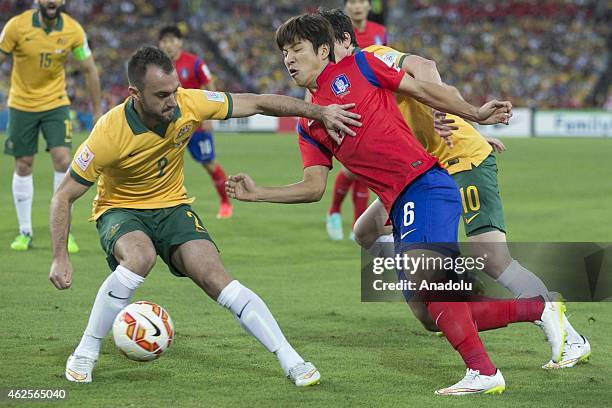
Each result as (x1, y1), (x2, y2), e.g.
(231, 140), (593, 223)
(0, 133), (610, 407)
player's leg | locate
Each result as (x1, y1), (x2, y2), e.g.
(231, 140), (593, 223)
(350, 179), (370, 240)
(158, 205), (319, 386)
(6, 108), (40, 250)
(353, 198), (393, 256)
(43, 106), (80, 253)
(66, 209), (156, 382)
(187, 125), (232, 219)
(326, 167), (356, 240)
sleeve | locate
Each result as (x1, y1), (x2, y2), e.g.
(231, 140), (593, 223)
(71, 22), (92, 61)
(355, 51), (405, 91)
(296, 123), (333, 169)
(194, 58), (212, 87)
(0, 17), (18, 54)
(70, 121), (118, 186)
(183, 88), (232, 121)
(365, 45), (406, 68)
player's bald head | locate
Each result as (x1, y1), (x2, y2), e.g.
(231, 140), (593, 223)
(276, 13), (335, 62)
(128, 46), (176, 91)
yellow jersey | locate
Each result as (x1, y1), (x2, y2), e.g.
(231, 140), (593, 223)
(70, 88), (233, 220)
(364, 45), (492, 174)
(0, 9), (91, 112)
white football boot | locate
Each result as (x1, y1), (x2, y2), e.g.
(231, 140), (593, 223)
(542, 335), (591, 369)
(435, 369), (506, 396)
(535, 292), (567, 363)
(288, 362), (320, 387)
(65, 354), (96, 383)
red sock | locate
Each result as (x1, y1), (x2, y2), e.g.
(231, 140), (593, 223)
(352, 180), (370, 225)
(467, 296), (545, 332)
(427, 302), (496, 375)
(210, 164), (230, 204)
(329, 170), (354, 214)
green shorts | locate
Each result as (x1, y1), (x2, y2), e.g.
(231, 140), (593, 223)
(4, 106), (72, 157)
(96, 204), (217, 277)
(451, 154), (506, 236)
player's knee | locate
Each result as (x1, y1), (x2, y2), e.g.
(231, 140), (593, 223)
(116, 245), (157, 277)
(352, 220), (376, 249)
(53, 158), (71, 172)
(15, 157), (34, 176)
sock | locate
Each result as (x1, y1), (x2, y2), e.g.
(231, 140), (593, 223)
(352, 180), (370, 225)
(426, 301), (496, 375)
(53, 170), (66, 194)
(366, 234), (395, 258)
(329, 170), (354, 214)
(496, 259), (548, 298)
(217, 280), (304, 374)
(12, 172), (33, 236)
(467, 296), (545, 331)
(75, 265), (144, 359)
(209, 163), (230, 204)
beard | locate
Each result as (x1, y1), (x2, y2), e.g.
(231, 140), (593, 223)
(39, 3), (62, 20)
(141, 101), (174, 125)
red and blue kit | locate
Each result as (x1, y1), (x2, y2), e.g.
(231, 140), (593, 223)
(354, 20), (387, 47)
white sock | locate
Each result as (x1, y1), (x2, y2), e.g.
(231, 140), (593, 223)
(217, 280), (304, 374)
(497, 259), (582, 342)
(74, 266), (144, 359)
(53, 170), (66, 194)
(366, 234), (395, 258)
(12, 173), (33, 236)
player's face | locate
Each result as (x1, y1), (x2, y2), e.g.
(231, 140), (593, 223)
(159, 35), (183, 61)
(345, 0), (371, 22)
(134, 66), (181, 124)
(38, 0), (63, 20)
(282, 40), (330, 89)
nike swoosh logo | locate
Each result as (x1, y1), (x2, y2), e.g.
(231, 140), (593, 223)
(307, 120), (315, 127)
(400, 228), (417, 239)
(464, 213), (480, 224)
(108, 291), (129, 300)
(237, 300), (251, 319)
(139, 313), (161, 336)
(66, 368), (87, 381)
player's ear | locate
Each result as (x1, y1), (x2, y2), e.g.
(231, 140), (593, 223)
(319, 43), (331, 62)
(342, 33), (352, 49)
(128, 86), (140, 100)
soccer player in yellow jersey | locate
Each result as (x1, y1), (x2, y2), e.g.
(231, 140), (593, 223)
(0, 0), (102, 252)
(49, 46), (360, 385)
(317, 9), (590, 373)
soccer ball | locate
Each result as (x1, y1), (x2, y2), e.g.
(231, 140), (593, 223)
(112, 301), (174, 361)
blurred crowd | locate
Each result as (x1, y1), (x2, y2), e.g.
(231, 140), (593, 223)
(0, 0), (609, 118)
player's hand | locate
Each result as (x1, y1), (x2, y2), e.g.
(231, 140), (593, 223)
(226, 173), (258, 202)
(433, 110), (458, 148)
(50, 257), (73, 290)
(476, 100), (513, 125)
(486, 137), (506, 153)
(320, 103), (362, 144)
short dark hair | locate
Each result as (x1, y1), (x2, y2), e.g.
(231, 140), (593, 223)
(275, 13), (335, 62)
(317, 8), (358, 48)
(158, 25), (183, 41)
(344, 0), (372, 4)
(127, 46), (175, 90)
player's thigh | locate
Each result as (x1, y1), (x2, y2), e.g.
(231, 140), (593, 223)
(4, 108), (41, 157)
(452, 154), (506, 237)
(353, 198), (391, 248)
(39, 106), (72, 152)
(187, 129), (215, 163)
(96, 208), (157, 276)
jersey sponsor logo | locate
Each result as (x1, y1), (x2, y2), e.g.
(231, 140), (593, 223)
(375, 52), (400, 71)
(331, 74), (351, 96)
(74, 145), (94, 171)
(203, 90), (225, 102)
(180, 67), (189, 79)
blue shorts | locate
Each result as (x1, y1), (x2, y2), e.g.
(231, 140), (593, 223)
(390, 165), (461, 256)
(187, 129), (216, 163)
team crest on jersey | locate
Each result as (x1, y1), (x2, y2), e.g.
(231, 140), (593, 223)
(332, 74), (351, 96)
(180, 68), (189, 79)
(57, 37), (66, 45)
(174, 123), (194, 146)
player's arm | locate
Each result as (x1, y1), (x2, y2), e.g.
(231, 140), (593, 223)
(226, 165), (330, 203)
(75, 55), (102, 123)
(400, 55), (443, 85)
(0, 17), (18, 61)
(229, 93), (361, 143)
(49, 174), (90, 290)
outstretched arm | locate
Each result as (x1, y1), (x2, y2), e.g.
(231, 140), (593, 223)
(229, 93), (361, 143)
(49, 174), (90, 290)
(226, 165), (330, 204)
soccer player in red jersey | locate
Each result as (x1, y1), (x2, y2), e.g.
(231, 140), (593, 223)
(324, 0), (388, 241)
(159, 26), (233, 219)
(226, 14), (569, 396)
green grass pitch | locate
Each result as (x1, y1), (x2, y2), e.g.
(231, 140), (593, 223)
(0, 132), (610, 407)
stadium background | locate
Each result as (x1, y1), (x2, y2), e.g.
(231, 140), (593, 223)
(1, 1), (611, 407)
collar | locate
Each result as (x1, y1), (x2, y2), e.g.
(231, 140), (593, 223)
(32, 11), (64, 33)
(124, 98), (181, 137)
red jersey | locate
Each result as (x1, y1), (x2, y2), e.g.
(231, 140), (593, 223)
(354, 20), (387, 47)
(297, 51), (437, 212)
(174, 51), (212, 89)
